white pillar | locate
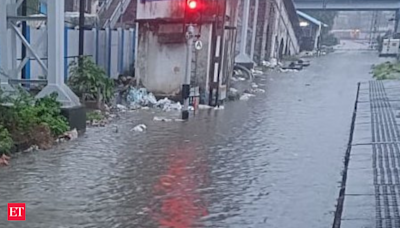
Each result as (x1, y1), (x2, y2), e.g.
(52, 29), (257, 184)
(250, 0), (259, 60)
(47, 0), (64, 85)
(0, 0), (13, 91)
(8, 2), (18, 79)
(240, 0), (249, 54)
(36, 0), (81, 107)
(235, 0), (254, 67)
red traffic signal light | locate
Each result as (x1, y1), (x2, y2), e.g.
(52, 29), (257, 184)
(187, 0), (198, 9)
(185, 0), (202, 23)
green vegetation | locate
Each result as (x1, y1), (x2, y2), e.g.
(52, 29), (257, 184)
(372, 62), (400, 80)
(68, 56), (114, 105)
(0, 125), (13, 156)
(86, 111), (105, 122)
(0, 88), (69, 155)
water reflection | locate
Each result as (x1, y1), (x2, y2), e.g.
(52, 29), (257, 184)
(150, 143), (209, 228)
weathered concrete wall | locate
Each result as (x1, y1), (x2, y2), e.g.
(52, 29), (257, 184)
(135, 22), (215, 97)
(269, 0), (299, 59)
(236, 0), (300, 64)
(135, 0), (239, 101)
(254, 0), (272, 64)
(136, 24), (187, 96)
(136, 0), (184, 20)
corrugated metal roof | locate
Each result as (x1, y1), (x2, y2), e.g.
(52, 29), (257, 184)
(297, 11), (328, 27)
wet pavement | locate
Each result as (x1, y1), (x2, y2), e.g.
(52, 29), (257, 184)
(341, 80), (400, 228)
(0, 48), (382, 228)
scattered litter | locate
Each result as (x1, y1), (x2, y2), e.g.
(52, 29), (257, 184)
(156, 98), (182, 112)
(0, 154), (10, 166)
(251, 83), (259, 88)
(240, 93), (256, 101)
(57, 129), (78, 142)
(263, 58), (279, 68)
(141, 107), (150, 110)
(270, 58), (278, 67)
(24, 145), (39, 152)
(252, 88), (266, 93)
(153, 116), (173, 122)
(230, 88), (239, 93)
(65, 129), (78, 141)
(279, 68), (299, 73)
(252, 69), (264, 75)
(127, 87), (158, 107)
(131, 124), (147, 132)
(198, 104), (212, 109)
(214, 106), (225, 110)
(262, 60), (271, 68)
(238, 77), (246, 81)
(117, 104), (127, 111)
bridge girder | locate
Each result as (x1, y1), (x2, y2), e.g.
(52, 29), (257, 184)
(294, 1), (400, 11)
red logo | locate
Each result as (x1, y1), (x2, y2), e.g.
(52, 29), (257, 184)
(8, 203), (25, 221)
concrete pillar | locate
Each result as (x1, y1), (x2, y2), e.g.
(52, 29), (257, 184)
(36, 0), (81, 107)
(235, 0), (254, 69)
(250, 0), (259, 60)
(47, 0), (65, 85)
(395, 9), (400, 33)
(0, 0), (13, 91)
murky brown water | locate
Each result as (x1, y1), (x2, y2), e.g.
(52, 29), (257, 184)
(0, 47), (381, 228)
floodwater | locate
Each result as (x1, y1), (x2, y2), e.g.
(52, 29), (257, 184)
(0, 42), (382, 228)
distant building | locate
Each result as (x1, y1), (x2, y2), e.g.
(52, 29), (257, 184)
(297, 11), (326, 51)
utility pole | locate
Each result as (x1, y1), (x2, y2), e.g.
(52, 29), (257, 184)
(369, 11), (379, 49)
(21, 0), (27, 82)
(182, 25), (194, 120)
(78, 0), (86, 67)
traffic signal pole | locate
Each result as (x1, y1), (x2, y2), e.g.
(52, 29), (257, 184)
(182, 24), (195, 120)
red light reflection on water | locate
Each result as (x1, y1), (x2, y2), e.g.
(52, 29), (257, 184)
(150, 144), (209, 228)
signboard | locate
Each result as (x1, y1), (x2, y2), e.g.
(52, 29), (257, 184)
(195, 40), (203, 50)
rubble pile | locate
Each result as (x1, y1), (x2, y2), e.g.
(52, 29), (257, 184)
(125, 87), (185, 111)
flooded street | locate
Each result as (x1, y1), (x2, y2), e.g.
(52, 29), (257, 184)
(0, 47), (381, 228)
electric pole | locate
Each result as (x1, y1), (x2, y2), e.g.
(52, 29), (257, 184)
(21, 0), (27, 83)
(78, 0), (86, 67)
(182, 24), (194, 120)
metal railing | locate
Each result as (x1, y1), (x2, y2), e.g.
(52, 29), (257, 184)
(98, 0), (114, 15)
(104, 0), (131, 28)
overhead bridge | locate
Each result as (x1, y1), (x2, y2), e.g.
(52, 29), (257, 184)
(294, 0), (400, 11)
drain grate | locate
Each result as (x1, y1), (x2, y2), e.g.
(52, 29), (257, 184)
(370, 81), (400, 228)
